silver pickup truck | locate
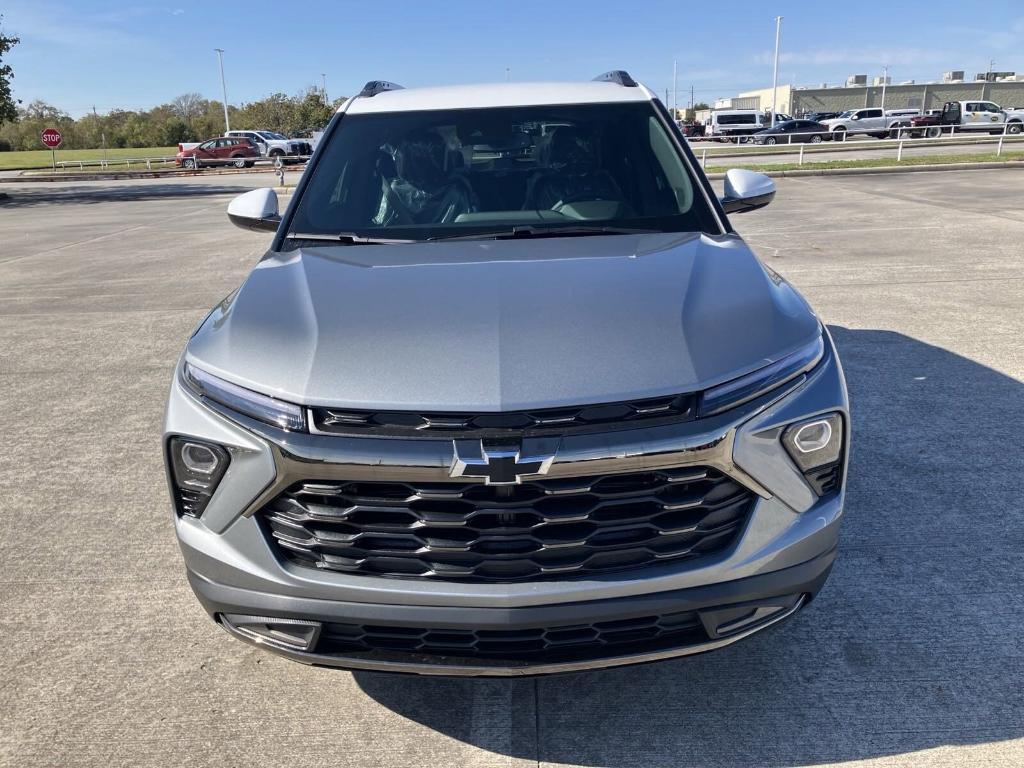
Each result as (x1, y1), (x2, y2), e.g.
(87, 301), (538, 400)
(819, 108), (921, 140)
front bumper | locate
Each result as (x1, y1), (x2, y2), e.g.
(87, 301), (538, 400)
(165, 330), (849, 675)
(195, 547), (832, 676)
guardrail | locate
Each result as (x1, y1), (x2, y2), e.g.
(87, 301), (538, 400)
(690, 127), (1024, 168)
(52, 154), (312, 172)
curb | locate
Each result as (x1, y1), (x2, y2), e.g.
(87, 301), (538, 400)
(704, 160), (1024, 180)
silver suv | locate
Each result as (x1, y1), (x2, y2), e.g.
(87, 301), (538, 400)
(164, 71), (849, 676)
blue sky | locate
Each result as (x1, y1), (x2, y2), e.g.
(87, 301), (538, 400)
(2, 0), (1022, 116)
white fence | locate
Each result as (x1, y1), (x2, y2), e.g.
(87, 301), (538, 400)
(692, 128), (1024, 168)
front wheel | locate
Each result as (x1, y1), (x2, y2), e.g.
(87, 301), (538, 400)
(183, 157), (197, 170)
(231, 156), (246, 169)
(810, 134), (823, 143)
(833, 128), (847, 142)
(765, 136), (777, 145)
(1007, 122), (1022, 135)
(925, 126), (942, 139)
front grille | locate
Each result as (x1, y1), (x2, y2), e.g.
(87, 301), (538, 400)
(258, 466), (754, 582)
(310, 393), (696, 438)
(317, 609), (706, 662)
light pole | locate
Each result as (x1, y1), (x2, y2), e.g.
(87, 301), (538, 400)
(321, 73), (328, 103)
(771, 16), (782, 126)
(673, 59), (678, 118)
(214, 48), (230, 132)
(880, 65), (888, 114)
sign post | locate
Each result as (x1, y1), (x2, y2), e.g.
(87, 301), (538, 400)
(40, 128), (63, 170)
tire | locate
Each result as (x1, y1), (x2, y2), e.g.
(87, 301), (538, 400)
(183, 157), (197, 170)
(833, 128), (847, 142)
(1007, 122), (1022, 135)
(231, 156), (246, 169)
(269, 149), (284, 159)
(925, 126), (942, 139)
(810, 134), (823, 143)
(765, 136), (777, 145)
(244, 161), (255, 169)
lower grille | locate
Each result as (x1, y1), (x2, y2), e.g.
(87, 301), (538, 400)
(318, 609), (706, 662)
(258, 466), (754, 582)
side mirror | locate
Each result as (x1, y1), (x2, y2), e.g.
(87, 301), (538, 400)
(850, 115), (860, 121)
(720, 169), (775, 214)
(227, 188), (280, 232)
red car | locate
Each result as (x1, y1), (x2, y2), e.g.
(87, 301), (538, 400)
(176, 137), (259, 169)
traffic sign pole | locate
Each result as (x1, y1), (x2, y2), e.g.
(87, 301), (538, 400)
(40, 128), (63, 171)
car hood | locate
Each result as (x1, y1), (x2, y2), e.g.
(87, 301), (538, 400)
(186, 232), (820, 411)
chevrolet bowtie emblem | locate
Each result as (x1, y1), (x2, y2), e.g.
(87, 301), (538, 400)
(450, 441), (555, 485)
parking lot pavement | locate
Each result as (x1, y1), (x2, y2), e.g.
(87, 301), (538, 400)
(1, 169), (1023, 768)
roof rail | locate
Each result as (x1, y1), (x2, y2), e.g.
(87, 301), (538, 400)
(358, 80), (405, 98)
(593, 70), (638, 88)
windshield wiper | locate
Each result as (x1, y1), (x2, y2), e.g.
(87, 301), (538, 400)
(427, 225), (660, 242)
(286, 232), (416, 245)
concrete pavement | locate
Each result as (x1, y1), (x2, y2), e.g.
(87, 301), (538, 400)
(1, 170), (1022, 767)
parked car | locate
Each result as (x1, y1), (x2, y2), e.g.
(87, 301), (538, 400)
(678, 119), (705, 137)
(752, 119), (830, 144)
(803, 111), (840, 123)
(706, 110), (764, 142)
(891, 101), (1024, 138)
(225, 129), (313, 161)
(175, 137), (259, 169)
(165, 71), (849, 677)
(820, 108), (921, 140)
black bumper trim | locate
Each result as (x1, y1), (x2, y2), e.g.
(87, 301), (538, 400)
(187, 548), (834, 675)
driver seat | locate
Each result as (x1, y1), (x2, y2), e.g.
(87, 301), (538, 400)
(523, 126), (623, 211)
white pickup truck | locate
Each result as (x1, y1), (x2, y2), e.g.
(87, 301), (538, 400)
(819, 108), (921, 140)
(891, 101), (1024, 138)
(225, 130), (312, 160)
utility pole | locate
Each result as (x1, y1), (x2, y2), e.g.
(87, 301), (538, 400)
(690, 84), (694, 110)
(880, 64), (888, 113)
(771, 16), (782, 127)
(214, 48), (230, 132)
(672, 59), (678, 118)
(505, 67), (511, 82)
(321, 73), (328, 103)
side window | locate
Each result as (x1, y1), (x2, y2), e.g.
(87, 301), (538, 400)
(199, 140), (215, 150)
(866, 109), (882, 119)
(984, 103), (1001, 113)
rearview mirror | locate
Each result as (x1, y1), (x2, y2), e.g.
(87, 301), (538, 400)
(719, 169), (775, 214)
(227, 188), (280, 232)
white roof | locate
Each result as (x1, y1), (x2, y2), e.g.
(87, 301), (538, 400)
(343, 81), (654, 114)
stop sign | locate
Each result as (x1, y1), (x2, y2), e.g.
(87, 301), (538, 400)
(40, 128), (62, 149)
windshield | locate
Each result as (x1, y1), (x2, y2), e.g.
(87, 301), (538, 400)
(258, 131), (288, 140)
(836, 111), (854, 119)
(287, 102), (717, 242)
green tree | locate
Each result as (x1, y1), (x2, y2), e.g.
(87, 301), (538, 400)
(0, 17), (19, 125)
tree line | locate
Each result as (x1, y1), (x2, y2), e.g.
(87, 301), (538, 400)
(0, 89), (345, 151)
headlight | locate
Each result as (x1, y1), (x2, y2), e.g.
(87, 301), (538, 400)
(183, 362), (306, 431)
(699, 335), (824, 417)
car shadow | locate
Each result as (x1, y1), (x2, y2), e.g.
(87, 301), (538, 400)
(0, 183), (259, 208)
(353, 326), (1024, 766)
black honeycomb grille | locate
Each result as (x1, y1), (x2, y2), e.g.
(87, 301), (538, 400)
(317, 610), (706, 661)
(259, 466), (753, 582)
(310, 393), (695, 438)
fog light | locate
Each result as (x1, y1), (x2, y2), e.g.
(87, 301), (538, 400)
(181, 442), (220, 474)
(168, 437), (230, 517)
(791, 420), (832, 453)
(782, 413), (844, 495)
